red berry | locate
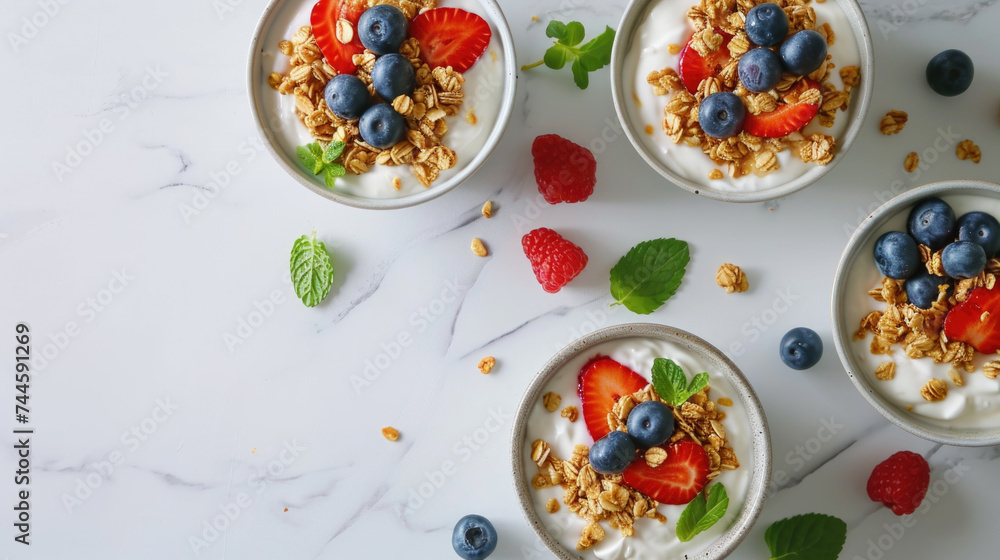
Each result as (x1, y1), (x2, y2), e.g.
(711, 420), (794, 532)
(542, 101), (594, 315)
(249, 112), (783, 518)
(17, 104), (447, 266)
(531, 135), (597, 204)
(521, 228), (588, 293)
(311, 0), (367, 75)
(866, 451), (930, 515)
(677, 29), (734, 93)
(408, 8), (492, 73)
(577, 356), (649, 441)
(743, 79), (822, 138)
(943, 286), (1000, 354)
(623, 439), (710, 505)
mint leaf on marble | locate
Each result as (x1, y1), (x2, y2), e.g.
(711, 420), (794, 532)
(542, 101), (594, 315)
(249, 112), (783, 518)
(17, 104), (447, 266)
(521, 20), (616, 89)
(297, 141), (346, 188)
(651, 358), (708, 407)
(290, 231), (335, 308)
(765, 513), (847, 560)
(609, 238), (689, 314)
(676, 483), (729, 542)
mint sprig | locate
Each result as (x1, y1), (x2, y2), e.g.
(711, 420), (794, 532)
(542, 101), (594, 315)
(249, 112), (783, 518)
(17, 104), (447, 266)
(676, 483), (729, 542)
(296, 141), (346, 188)
(651, 358), (708, 407)
(521, 20), (616, 90)
(609, 238), (689, 315)
(290, 230), (335, 308)
(764, 513), (847, 560)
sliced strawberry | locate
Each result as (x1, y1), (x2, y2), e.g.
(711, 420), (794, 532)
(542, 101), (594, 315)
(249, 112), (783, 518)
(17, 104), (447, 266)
(743, 79), (822, 138)
(578, 356), (649, 441)
(677, 30), (733, 93)
(623, 439), (709, 505)
(943, 286), (1000, 354)
(311, 0), (367, 75)
(409, 7), (491, 73)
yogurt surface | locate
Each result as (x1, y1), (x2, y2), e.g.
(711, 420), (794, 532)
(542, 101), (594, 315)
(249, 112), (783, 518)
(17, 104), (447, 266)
(522, 337), (754, 560)
(847, 194), (1000, 429)
(622, 0), (862, 193)
(256, 0), (506, 198)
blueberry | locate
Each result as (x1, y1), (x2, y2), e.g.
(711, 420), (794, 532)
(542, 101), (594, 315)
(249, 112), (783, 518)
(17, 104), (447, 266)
(452, 514), (497, 560)
(905, 271), (952, 309)
(941, 241), (987, 279)
(698, 92), (746, 138)
(907, 197), (956, 250)
(323, 74), (370, 120)
(738, 48), (783, 92)
(779, 327), (823, 370)
(358, 4), (408, 55)
(625, 401), (674, 449)
(779, 30), (827, 75)
(588, 431), (637, 475)
(371, 52), (416, 102)
(926, 49), (974, 97)
(359, 103), (406, 149)
(873, 231), (921, 280)
(957, 211), (1000, 258)
(745, 3), (789, 47)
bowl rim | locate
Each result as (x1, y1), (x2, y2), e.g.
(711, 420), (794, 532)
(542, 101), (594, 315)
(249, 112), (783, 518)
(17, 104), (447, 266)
(831, 179), (1000, 447)
(609, 0), (875, 203)
(245, 0), (517, 210)
(509, 323), (772, 560)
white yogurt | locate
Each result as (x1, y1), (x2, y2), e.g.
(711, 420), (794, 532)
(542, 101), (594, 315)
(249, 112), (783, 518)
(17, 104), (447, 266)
(847, 194), (1000, 429)
(257, 0), (506, 198)
(622, 0), (862, 192)
(523, 337), (754, 560)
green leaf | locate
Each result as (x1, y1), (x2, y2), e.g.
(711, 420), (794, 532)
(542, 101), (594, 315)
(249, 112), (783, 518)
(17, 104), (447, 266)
(559, 21), (585, 46)
(609, 238), (689, 314)
(687, 371), (709, 398)
(290, 232), (335, 308)
(322, 164), (346, 188)
(296, 145), (319, 173)
(576, 26), (615, 71)
(677, 484), (730, 542)
(765, 514), (847, 560)
(322, 141), (345, 164)
(651, 358), (687, 406)
(308, 142), (323, 160)
(544, 44), (572, 70)
(524, 21), (617, 90)
(545, 20), (567, 40)
(571, 59), (589, 89)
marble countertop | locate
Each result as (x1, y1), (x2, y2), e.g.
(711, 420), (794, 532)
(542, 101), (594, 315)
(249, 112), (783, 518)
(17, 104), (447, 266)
(2, 0), (999, 558)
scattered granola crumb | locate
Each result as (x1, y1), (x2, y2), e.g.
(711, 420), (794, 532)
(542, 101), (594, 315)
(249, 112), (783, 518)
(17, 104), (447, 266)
(716, 263), (749, 293)
(668, 43), (682, 55)
(490, 51), (498, 63)
(471, 238), (488, 257)
(481, 200), (493, 218)
(478, 356), (496, 374)
(644, 446), (668, 468)
(875, 361), (896, 381)
(957, 139), (982, 163)
(466, 108), (477, 125)
(906, 404), (914, 411)
(904, 152), (919, 173)
(561, 405), (579, 422)
(984, 361), (1000, 380)
(546, 498), (560, 513)
(644, 124), (654, 135)
(717, 397), (733, 407)
(251, 448), (256, 454)
(879, 110), (908, 135)
(531, 15), (539, 22)
(381, 426), (400, 441)
(392, 176), (402, 190)
(542, 392), (562, 412)
(920, 379), (948, 402)
(708, 169), (724, 180)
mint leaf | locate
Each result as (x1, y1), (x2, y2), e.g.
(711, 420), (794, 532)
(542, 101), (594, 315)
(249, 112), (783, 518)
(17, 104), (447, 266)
(297, 145), (319, 173)
(686, 371), (709, 399)
(576, 26), (615, 71)
(323, 164), (346, 188)
(545, 20), (567, 40)
(609, 238), (689, 314)
(651, 358), (709, 406)
(322, 141), (345, 164)
(308, 142), (323, 160)
(522, 20), (616, 90)
(290, 231), (335, 308)
(676, 484), (729, 542)
(571, 59), (588, 89)
(544, 44), (571, 70)
(298, 142), (345, 188)
(560, 21), (585, 46)
(765, 514), (847, 560)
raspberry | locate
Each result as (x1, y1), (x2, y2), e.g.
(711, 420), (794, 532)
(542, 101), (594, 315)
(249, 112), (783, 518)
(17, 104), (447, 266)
(866, 450), (930, 516)
(521, 228), (588, 293)
(531, 134), (597, 204)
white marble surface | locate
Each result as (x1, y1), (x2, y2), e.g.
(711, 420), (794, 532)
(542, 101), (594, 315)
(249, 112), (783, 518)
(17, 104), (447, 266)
(1, 0), (999, 558)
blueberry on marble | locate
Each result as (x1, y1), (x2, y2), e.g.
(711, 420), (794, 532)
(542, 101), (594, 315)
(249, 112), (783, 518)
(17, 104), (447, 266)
(957, 211), (1000, 258)
(358, 4), (408, 55)
(907, 197), (956, 250)
(588, 430), (637, 475)
(779, 327), (823, 370)
(738, 47), (783, 93)
(452, 514), (497, 560)
(745, 3), (789, 47)
(942, 241), (987, 279)
(324, 74), (370, 120)
(359, 103), (406, 149)
(698, 92), (746, 139)
(779, 30), (827, 75)
(874, 231), (921, 280)
(926, 49), (974, 97)
(625, 401), (674, 449)
(371, 52), (416, 102)
(905, 271), (952, 310)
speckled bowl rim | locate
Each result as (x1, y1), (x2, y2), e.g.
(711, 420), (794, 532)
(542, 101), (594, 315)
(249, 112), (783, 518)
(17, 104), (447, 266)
(246, 0), (517, 210)
(510, 323), (771, 560)
(609, 0), (874, 203)
(831, 180), (1000, 446)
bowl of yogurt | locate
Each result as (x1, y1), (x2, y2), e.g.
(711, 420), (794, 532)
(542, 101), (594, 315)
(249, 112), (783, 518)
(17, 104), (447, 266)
(832, 180), (1000, 446)
(511, 323), (771, 560)
(248, 0), (516, 209)
(610, 0), (874, 202)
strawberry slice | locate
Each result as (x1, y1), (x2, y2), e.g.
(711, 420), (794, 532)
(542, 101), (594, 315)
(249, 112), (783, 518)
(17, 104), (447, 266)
(578, 356), (649, 441)
(623, 439), (709, 505)
(677, 30), (733, 93)
(743, 79), (822, 138)
(312, 0), (367, 75)
(409, 7), (492, 73)
(943, 286), (1000, 354)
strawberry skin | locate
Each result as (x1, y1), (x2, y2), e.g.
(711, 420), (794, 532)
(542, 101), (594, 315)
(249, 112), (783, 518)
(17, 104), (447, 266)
(677, 30), (733, 93)
(623, 439), (709, 505)
(578, 356), (648, 441)
(943, 286), (1000, 353)
(312, 0), (367, 75)
(409, 8), (492, 73)
(743, 79), (822, 138)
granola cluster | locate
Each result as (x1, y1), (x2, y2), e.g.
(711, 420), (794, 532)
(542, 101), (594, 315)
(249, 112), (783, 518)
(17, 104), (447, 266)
(716, 262), (750, 293)
(268, 0), (469, 188)
(647, 0), (859, 178)
(855, 252), (1000, 400)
